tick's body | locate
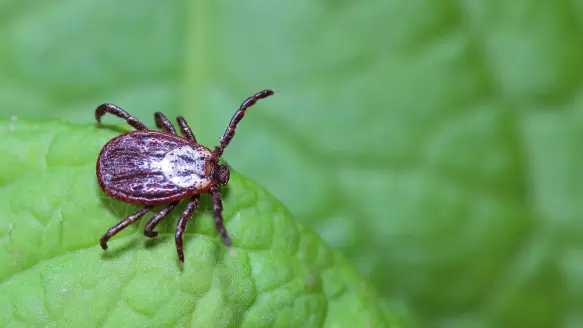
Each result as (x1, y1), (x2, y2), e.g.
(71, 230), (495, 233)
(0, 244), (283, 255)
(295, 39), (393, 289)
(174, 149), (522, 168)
(97, 131), (216, 205)
(95, 89), (275, 262)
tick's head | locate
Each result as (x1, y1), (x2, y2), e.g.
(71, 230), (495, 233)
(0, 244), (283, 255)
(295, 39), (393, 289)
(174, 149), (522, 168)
(215, 164), (230, 186)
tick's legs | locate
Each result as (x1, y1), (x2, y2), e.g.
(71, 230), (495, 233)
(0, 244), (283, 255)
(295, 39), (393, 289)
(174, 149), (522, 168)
(95, 104), (148, 130)
(176, 116), (197, 142)
(210, 186), (233, 246)
(100, 206), (152, 250)
(144, 202), (180, 238)
(213, 89), (275, 157)
(175, 195), (200, 263)
(154, 112), (177, 134)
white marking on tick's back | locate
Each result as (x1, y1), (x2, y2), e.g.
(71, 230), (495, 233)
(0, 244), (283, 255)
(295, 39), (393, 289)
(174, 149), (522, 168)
(151, 146), (212, 189)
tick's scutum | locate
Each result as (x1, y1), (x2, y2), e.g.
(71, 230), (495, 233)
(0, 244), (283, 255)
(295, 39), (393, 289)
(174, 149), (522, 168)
(153, 146), (213, 189)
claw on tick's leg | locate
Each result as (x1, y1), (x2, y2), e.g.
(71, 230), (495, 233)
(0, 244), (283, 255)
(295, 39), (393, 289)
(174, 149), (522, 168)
(223, 234), (233, 247)
(144, 230), (159, 238)
(100, 237), (108, 250)
(177, 249), (184, 263)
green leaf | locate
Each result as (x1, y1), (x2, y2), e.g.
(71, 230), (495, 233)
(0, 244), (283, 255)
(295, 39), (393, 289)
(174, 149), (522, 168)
(0, 121), (401, 328)
(1, 1), (581, 327)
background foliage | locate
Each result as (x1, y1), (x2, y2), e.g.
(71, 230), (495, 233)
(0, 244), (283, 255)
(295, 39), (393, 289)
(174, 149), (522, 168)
(0, 1), (581, 327)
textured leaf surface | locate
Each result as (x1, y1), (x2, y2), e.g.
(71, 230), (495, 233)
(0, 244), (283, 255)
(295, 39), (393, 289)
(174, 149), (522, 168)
(1, 1), (582, 327)
(0, 121), (400, 328)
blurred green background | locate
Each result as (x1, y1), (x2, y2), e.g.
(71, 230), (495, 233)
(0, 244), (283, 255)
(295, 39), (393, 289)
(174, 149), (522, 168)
(1, 1), (581, 327)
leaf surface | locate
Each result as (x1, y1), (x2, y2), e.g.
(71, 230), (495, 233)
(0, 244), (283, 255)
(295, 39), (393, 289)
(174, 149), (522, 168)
(0, 121), (400, 328)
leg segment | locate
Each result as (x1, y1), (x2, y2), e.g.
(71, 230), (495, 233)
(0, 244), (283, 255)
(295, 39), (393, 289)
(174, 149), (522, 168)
(154, 112), (177, 134)
(175, 195), (200, 263)
(177, 116), (197, 142)
(95, 103), (148, 130)
(144, 202), (179, 238)
(100, 206), (152, 250)
(213, 89), (275, 157)
(210, 186), (232, 246)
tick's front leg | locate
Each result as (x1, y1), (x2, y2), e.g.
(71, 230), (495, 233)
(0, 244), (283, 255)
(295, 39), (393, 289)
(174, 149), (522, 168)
(210, 186), (232, 247)
(213, 89), (275, 157)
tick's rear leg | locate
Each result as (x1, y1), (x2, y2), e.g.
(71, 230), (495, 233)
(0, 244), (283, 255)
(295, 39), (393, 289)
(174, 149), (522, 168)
(210, 186), (232, 246)
(100, 206), (152, 250)
(95, 104), (148, 130)
(154, 112), (177, 134)
(175, 195), (199, 263)
(144, 202), (179, 238)
(177, 116), (197, 142)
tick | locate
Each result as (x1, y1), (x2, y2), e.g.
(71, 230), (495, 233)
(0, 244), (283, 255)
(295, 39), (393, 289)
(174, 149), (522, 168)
(95, 89), (275, 262)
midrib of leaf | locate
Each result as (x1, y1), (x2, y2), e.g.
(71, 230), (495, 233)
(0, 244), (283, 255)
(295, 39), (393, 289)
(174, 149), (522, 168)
(182, 0), (209, 136)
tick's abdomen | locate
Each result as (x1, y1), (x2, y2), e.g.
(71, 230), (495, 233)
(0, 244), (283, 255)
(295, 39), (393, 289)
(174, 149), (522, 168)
(97, 130), (215, 205)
